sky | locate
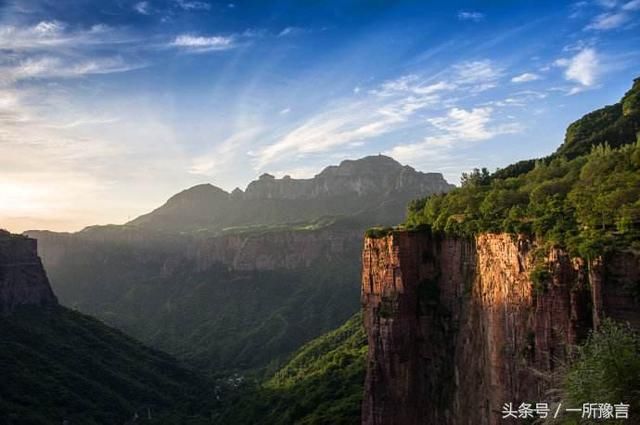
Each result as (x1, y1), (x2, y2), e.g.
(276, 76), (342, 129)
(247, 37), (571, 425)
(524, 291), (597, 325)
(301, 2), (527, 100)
(1, 0), (639, 233)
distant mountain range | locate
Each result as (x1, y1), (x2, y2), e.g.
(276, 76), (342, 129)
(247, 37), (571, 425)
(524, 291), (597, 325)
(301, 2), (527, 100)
(26, 155), (453, 373)
(127, 155), (453, 234)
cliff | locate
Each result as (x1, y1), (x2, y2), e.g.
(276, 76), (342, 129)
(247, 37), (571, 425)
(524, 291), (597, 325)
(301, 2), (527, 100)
(29, 225), (362, 273)
(25, 225), (364, 371)
(361, 231), (640, 425)
(0, 230), (57, 315)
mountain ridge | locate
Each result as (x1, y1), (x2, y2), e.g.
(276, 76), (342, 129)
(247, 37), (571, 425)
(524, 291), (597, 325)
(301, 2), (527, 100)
(126, 155), (453, 233)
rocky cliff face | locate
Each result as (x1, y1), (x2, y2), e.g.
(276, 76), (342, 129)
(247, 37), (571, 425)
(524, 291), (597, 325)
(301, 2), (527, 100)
(361, 231), (640, 425)
(243, 156), (452, 200)
(29, 226), (362, 274)
(0, 230), (57, 315)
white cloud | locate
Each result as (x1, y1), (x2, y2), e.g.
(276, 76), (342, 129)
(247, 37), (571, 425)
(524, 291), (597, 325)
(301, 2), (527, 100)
(428, 107), (519, 141)
(555, 48), (599, 91)
(586, 12), (630, 29)
(373, 76), (456, 97)
(511, 72), (541, 83)
(134, 1), (150, 14)
(170, 34), (235, 51)
(279, 108), (291, 115)
(175, 0), (211, 11)
(0, 20), (121, 51)
(278, 27), (306, 37)
(457, 11), (485, 22)
(385, 107), (521, 165)
(453, 60), (503, 91)
(596, 0), (618, 7)
(623, 0), (640, 10)
(585, 0), (640, 30)
(254, 93), (443, 168)
(0, 56), (145, 84)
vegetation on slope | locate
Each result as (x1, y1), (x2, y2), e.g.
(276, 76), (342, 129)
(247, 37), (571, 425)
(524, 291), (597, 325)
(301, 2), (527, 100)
(0, 306), (212, 425)
(548, 320), (640, 424)
(406, 141), (640, 257)
(45, 250), (361, 374)
(557, 77), (640, 159)
(405, 77), (640, 258)
(217, 313), (367, 425)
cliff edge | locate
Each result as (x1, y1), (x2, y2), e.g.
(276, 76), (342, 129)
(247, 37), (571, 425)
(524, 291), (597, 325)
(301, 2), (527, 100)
(361, 230), (640, 425)
(0, 230), (57, 315)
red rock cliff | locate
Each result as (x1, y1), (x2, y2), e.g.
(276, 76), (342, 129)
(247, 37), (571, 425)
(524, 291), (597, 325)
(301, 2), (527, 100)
(0, 230), (58, 315)
(361, 230), (639, 425)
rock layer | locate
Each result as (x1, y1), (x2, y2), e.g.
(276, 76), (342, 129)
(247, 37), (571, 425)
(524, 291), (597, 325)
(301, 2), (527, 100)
(361, 230), (639, 425)
(0, 230), (57, 315)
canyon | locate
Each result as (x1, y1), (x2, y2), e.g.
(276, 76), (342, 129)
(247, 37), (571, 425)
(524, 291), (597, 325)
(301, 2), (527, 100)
(361, 230), (640, 425)
(24, 155), (453, 372)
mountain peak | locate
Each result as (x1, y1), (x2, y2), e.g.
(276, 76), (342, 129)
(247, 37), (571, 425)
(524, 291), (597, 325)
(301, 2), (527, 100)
(128, 155), (453, 233)
(168, 183), (229, 202)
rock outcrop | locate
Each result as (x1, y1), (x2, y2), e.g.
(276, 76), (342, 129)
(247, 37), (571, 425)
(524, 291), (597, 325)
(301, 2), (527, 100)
(0, 230), (57, 315)
(243, 155), (452, 200)
(361, 230), (640, 425)
(126, 155), (454, 233)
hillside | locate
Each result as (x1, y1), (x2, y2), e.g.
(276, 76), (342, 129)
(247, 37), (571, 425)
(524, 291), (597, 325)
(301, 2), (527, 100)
(406, 77), (640, 256)
(492, 77), (640, 180)
(217, 313), (366, 425)
(0, 231), (212, 424)
(0, 306), (211, 425)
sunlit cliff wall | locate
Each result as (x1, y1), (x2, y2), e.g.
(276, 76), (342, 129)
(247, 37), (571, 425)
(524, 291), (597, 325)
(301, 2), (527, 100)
(361, 230), (639, 425)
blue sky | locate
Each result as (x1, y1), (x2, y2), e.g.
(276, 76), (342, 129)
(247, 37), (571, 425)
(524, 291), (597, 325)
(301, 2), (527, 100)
(1, 0), (639, 232)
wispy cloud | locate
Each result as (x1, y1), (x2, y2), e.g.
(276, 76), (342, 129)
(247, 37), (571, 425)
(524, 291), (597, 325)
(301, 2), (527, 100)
(253, 58), (508, 168)
(457, 11), (485, 22)
(585, 0), (640, 30)
(0, 20), (124, 51)
(175, 0), (211, 11)
(190, 127), (263, 176)
(586, 11), (629, 29)
(384, 107), (520, 166)
(1, 56), (145, 84)
(0, 21), (145, 85)
(554, 47), (599, 94)
(278, 27), (307, 37)
(170, 34), (235, 52)
(428, 107), (519, 141)
(511, 72), (541, 83)
(453, 60), (503, 92)
(134, 1), (151, 15)
(623, 0), (640, 10)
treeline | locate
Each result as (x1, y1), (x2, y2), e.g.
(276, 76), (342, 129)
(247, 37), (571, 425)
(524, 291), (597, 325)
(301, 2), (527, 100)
(406, 141), (640, 257)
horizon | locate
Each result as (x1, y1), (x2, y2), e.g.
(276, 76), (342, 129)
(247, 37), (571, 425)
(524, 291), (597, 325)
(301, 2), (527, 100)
(2, 0), (640, 233)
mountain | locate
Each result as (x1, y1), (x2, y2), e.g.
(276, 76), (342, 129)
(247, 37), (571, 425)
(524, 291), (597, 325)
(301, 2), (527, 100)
(361, 77), (640, 424)
(128, 155), (453, 233)
(217, 313), (366, 425)
(26, 155), (452, 374)
(557, 76), (640, 159)
(0, 230), (211, 424)
(493, 76), (640, 180)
